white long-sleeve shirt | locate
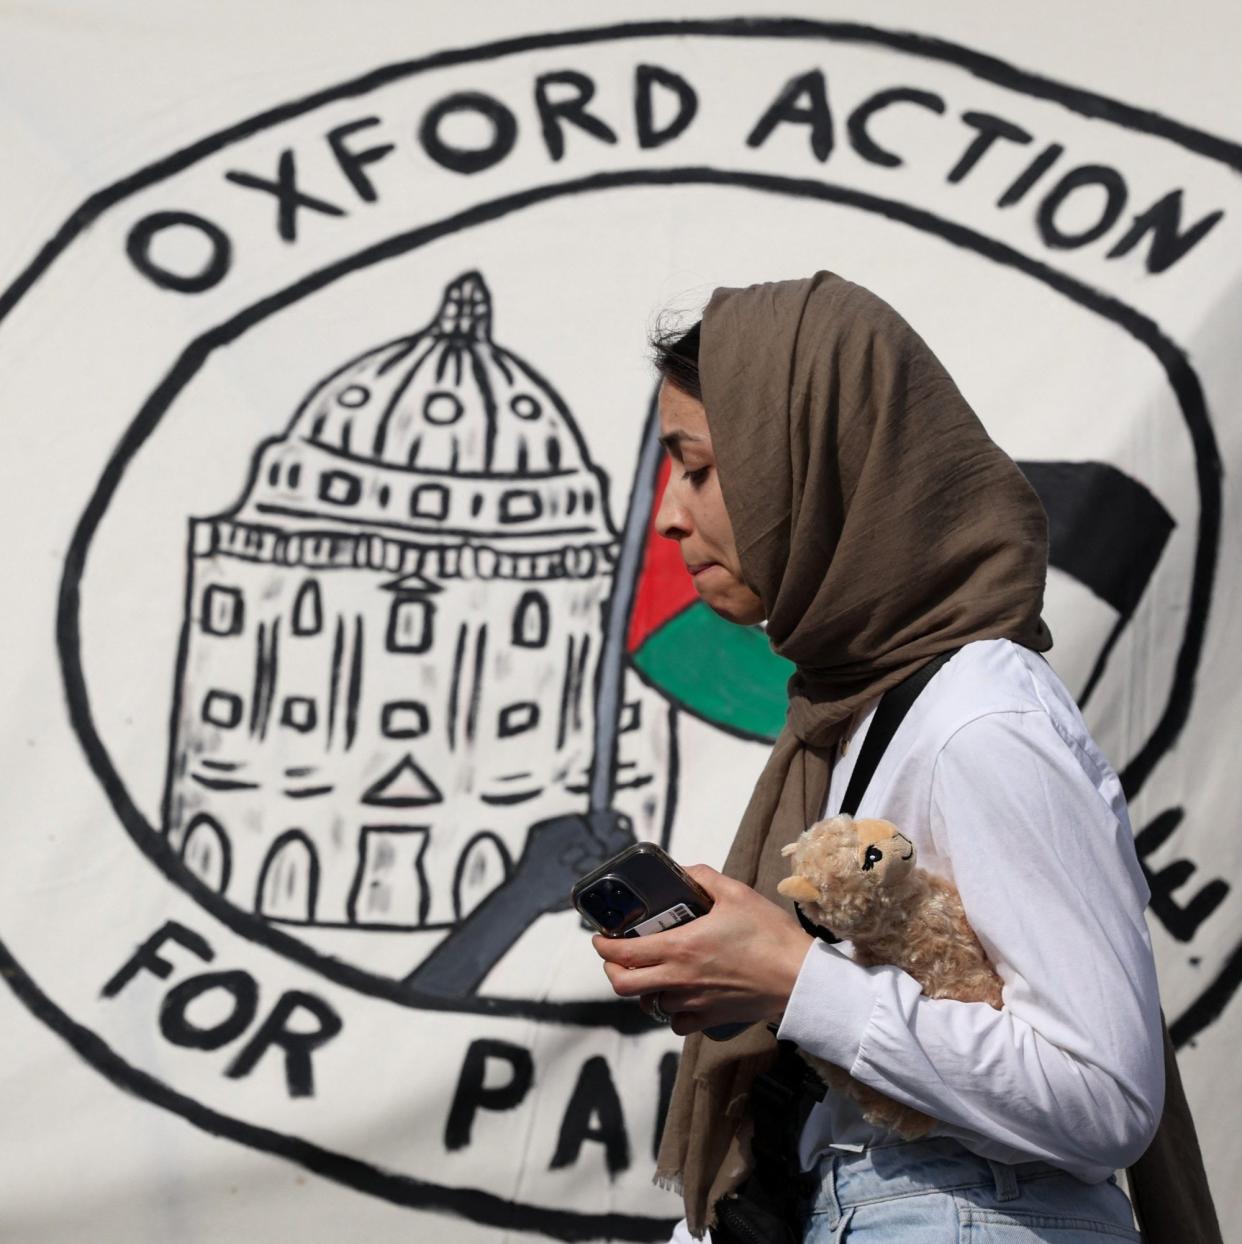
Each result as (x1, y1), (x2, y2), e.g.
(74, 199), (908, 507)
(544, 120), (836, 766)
(776, 638), (1164, 1180)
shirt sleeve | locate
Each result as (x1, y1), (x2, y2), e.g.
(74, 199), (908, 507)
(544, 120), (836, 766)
(776, 707), (1164, 1177)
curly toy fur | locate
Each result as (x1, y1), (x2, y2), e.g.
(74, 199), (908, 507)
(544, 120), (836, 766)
(778, 815), (1003, 1139)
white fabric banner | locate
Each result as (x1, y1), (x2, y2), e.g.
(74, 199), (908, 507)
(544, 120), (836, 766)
(2, 3), (1239, 1240)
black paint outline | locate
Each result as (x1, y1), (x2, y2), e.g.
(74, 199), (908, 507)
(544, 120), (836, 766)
(0, 17), (1230, 1239)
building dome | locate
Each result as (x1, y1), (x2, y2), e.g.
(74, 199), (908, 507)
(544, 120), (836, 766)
(237, 272), (614, 549)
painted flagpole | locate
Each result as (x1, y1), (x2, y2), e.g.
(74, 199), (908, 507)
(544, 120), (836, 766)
(589, 392), (663, 813)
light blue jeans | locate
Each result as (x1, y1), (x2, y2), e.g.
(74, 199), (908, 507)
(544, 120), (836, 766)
(801, 1137), (1140, 1242)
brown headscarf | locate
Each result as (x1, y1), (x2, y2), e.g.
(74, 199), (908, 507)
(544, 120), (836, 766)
(652, 273), (1219, 1243)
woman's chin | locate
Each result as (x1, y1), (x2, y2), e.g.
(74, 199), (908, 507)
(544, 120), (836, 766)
(696, 582), (766, 626)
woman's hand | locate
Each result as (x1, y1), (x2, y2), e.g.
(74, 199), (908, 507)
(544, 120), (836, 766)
(591, 865), (814, 1035)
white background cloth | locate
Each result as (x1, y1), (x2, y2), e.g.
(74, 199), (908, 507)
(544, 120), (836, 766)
(2, 4), (1240, 1242)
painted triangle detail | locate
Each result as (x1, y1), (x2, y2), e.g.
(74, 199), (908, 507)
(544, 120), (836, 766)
(361, 754), (443, 807)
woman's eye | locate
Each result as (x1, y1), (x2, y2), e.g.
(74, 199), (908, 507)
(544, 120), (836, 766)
(682, 466), (710, 487)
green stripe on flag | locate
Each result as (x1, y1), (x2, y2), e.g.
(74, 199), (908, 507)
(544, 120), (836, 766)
(632, 601), (793, 742)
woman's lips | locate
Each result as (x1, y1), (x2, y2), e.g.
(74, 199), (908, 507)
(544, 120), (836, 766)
(687, 562), (718, 577)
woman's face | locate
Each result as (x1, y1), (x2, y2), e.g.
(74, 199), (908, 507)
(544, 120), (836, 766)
(655, 380), (766, 625)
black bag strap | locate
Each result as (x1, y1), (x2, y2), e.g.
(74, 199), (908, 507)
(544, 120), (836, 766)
(839, 647), (959, 817)
(795, 648), (959, 945)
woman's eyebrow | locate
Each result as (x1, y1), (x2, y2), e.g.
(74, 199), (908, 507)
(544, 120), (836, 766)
(657, 430), (704, 453)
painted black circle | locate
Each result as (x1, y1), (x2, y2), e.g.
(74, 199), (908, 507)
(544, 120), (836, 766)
(423, 390), (465, 424)
(126, 211), (232, 294)
(418, 91), (519, 175)
(1038, 164), (1129, 248)
(338, 384), (370, 408)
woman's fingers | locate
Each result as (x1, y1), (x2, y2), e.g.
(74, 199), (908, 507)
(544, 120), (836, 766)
(683, 863), (724, 896)
(603, 959), (668, 996)
(592, 929), (685, 967)
(590, 867), (812, 1025)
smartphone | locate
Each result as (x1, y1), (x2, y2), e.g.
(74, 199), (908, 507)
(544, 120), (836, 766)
(573, 842), (749, 1041)
(572, 841), (711, 938)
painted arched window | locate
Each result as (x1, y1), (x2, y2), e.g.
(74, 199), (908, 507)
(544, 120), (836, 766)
(453, 831), (512, 921)
(180, 813), (231, 894)
(512, 591), (549, 648)
(256, 830), (319, 923)
(292, 579), (323, 636)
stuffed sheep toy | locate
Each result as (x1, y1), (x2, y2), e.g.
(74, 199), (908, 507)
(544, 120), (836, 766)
(777, 815), (1003, 1139)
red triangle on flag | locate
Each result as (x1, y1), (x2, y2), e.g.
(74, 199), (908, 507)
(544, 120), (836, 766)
(625, 456), (697, 653)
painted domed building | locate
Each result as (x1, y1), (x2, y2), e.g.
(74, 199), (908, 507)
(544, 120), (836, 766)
(162, 272), (670, 942)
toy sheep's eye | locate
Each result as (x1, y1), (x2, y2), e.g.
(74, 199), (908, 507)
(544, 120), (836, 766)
(862, 846), (883, 871)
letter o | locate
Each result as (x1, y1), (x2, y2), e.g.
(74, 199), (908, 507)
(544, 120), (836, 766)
(1037, 165), (1128, 249)
(159, 969), (258, 1050)
(126, 210), (232, 293)
(419, 91), (518, 174)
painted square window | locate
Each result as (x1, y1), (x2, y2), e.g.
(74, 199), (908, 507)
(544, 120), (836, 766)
(387, 597), (434, 654)
(410, 484), (449, 520)
(202, 690), (243, 729)
(499, 489), (542, 523)
(512, 590), (549, 648)
(281, 696), (317, 732)
(319, 469), (362, 506)
(202, 585), (243, 636)
(382, 701), (430, 739)
(292, 580), (323, 636)
(498, 702), (540, 738)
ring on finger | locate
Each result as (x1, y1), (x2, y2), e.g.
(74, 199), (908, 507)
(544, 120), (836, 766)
(649, 994), (671, 1024)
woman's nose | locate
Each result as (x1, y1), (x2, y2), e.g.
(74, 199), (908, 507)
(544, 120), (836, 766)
(655, 481), (690, 541)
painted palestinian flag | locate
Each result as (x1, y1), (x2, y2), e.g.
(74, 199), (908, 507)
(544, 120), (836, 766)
(621, 442), (1175, 748)
(626, 456), (793, 742)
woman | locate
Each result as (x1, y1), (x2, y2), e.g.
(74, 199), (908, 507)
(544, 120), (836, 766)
(593, 273), (1216, 1242)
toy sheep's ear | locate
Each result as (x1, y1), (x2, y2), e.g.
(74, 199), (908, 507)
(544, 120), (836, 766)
(777, 875), (820, 903)
(780, 843), (798, 858)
